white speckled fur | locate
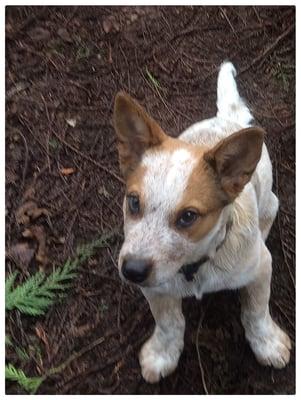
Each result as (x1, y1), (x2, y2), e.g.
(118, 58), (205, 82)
(118, 62), (291, 382)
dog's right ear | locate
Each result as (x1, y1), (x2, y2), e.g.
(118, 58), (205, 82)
(204, 127), (264, 201)
(113, 92), (167, 178)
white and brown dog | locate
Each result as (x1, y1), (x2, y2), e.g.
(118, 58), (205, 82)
(113, 62), (291, 383)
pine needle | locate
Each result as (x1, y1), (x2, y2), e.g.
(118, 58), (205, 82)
(145, 67), (161, 89)
(5, 271), (18, 299)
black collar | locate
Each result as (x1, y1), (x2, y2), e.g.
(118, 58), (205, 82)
(178, 256), (209, 281)
(178, 218), (232, 282)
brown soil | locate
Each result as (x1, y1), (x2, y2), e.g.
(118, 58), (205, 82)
(5, 6), (295, 394)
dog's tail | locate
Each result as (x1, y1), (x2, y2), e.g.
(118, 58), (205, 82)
(216, 61), (253, 127)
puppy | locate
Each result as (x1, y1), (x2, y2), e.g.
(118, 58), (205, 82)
(113, 62), (291, 383)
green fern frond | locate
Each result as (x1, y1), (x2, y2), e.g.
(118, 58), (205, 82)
(76, 232), (115, 262)
(15, 346), (30, 362)
(5, 232), (117, 393)
(5, 271), (18, 299)
(5, 265), (73, 316)
(5, 231), (116, 316)
(5, 364), (44, 394)
(6, 272), (48, 315)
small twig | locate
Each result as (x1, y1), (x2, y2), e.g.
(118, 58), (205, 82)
(65, 6), (79, 26)
(279, 161), (295, 175)
(239, 24), (294, 75)
(280, 207), (295, 219)
(117, 282), (124, 329)
(59, 332), (149, 394)
(40, 95), (52, 171)
(252, 6), (262, 24)
(47, 335), (105, 377)
(18, 115), (51, 162)
(219, 7), (239, 39)
(15, 129), (29, 189)
(39, 93), (123, 183)
(7, 82), (30, 99)
(140, 69), (192, 123)
(140, 69), (174, 117)
(6, 8), (48, 40)
(108, 43), (113, 64)
(273, 300), (295, 331)
(51, 130), (124, 184)
(274, 163), (295, 288)
(68, 80), (92, 98)
(106, 247), (119, 269)
(153, 50), (171, 74)
(196, 303), (211, 395)
(282, 240), (295, 256)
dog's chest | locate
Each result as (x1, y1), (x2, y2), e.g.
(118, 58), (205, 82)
(158, 253), (259, 300)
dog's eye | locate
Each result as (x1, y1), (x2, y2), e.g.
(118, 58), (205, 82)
(176, 209), (199, 228)
(127, 194), (140, 215)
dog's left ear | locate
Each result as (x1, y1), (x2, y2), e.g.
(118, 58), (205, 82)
(204, 127), (265, 201)
(114, 92), (167, 177)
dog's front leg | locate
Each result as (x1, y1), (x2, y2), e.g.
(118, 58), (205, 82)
(139, 290), (185, 383)
(240, 242), (291, 368)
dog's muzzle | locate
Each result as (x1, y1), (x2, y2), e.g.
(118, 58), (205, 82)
(121, 257), (152, 284)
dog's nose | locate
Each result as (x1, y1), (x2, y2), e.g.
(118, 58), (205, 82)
(121, 257), (152, 283)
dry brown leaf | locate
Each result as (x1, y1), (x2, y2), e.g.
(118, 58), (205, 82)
(35, 323), (51, 361)
(60, 167), (75, 176)
(7, 242), (35, 270)
(102, 17), (113, 33)
(23, 225), (48, 266)
(15, 201), (49, 225)
(23, 186), (35, 200)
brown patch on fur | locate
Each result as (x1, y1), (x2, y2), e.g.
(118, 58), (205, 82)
(204, 127), (265, 201)
(159, 136), (190, 153)
(173, 151), (227, 242)
(125, 164), (147, 219)
(143, 134), (207, 169)
(126, 164), (146, 193)
(114, 92), (167, 178)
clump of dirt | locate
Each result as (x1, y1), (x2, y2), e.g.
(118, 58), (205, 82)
(6, 6), (295, 394)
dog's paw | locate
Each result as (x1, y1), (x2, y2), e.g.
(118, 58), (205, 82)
(249, 321), (291, 369)
(139, 337), (182, 383)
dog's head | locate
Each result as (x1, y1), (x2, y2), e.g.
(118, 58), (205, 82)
(113, 92), (264, 287)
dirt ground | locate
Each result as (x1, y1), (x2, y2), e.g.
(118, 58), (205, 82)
(5, 6), (295, 394)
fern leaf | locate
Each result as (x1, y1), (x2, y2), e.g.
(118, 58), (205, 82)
(5, 364), (44, 394)
(15, 346), (30, 362)
(5, 231), (117, 316)
(6, 272), (46, 314)
(5, 271), (18, 300)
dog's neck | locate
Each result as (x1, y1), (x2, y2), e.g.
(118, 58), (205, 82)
(179, 208), (233, 282)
